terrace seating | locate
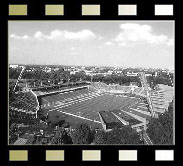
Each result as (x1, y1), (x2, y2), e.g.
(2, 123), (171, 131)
(133, 87), (146, 97)
(91, 82), (108, 91)
(9, 107), (37, 124)
(10, 92), (39, 113)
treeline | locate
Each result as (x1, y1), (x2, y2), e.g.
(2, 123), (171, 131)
(10, 123), (142, 145)
(9, 67), (70, 84)
(147, 72), (174, 88)
(9, 67), (142, 86)
(10, 67), (173, 87)
(147, 101), (173, 144)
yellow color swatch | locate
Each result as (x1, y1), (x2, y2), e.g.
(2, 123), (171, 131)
(9, 150), (28, 161)
(45, 5), (64, 15)
(46, 150), (64, 161)
(82, 5), (100, 15)
(9, 5), (27, 16)
(82, 150), (101, 161)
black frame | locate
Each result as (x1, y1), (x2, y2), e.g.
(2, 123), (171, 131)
(0, 0), (181, 166)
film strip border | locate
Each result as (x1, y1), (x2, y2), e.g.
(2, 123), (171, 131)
(7, 2), (175, 18)
(3, 1), (177, 165)
(7, 149), (175, 162)
(8, 4), (174, 16)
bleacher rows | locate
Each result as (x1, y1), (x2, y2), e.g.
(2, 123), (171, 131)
(91, 82), (134, 93)
(33, 84), (89, 96)
(15, 92), (37, 103)
(149, 90), (167, 114)
(9, 108), (37, 121)
(138, 73), (167, 115)
(9, 106), (36, 115)
(124, 102), (151, 120)
(10, 92), (38, 112)
(10, 99), (37, 112)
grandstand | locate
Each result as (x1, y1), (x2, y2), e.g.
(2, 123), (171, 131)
(91, 82), (134, 94)
(35, 84), (149, 132)
(9, 79), (152, 132)
(9, 91), (39, 124)
(9, 72), (174, 141)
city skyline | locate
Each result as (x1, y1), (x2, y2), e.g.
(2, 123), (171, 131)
(9, 21), (174, 69)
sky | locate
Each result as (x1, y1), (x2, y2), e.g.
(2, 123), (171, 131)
(9, 21), (174, 69)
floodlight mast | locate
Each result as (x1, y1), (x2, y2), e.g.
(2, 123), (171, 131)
(139, 72), (155, 117)
(13, 66), (25, 92)
(167, 70), (174, 87)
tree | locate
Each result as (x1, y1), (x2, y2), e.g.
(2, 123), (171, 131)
(51, 128), (72, 144)
(93, 126), (141, 144)
(9, 123), (19, 144)
(147, 101), (173, 144)
(93, 130), (107, 144)
(26, 135), (36, 145)
(71, 123), (93, 144)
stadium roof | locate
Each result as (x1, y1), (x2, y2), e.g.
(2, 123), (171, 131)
(32, 81), (90, 91)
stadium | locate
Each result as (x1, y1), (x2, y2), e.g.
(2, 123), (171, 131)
(9, 70), (174, 145)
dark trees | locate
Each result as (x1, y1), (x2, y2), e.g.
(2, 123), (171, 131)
(71, 123), (93, 144)
(9, 123), (19, 144)
(147, 101), (173, 144)
(94, 126), (141, 144)
(51, 128), (72, 145)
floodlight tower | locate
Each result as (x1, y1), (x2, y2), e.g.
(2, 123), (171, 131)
(139, 72), (155, 117)
(167, 70), (174, 87)
(91, 74), (93, 83)
(13, 66), (25, 92)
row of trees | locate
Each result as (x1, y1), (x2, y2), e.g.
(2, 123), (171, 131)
(24, 123), (142, 145)
(147, 101), (173, 144)
(9, 67), (142, 86)
(9, 123), (19, 144)
(9, 67), (173, 89)
(147, 73), (173, 88)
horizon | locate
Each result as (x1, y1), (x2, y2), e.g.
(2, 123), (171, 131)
(9, 21), (174, 69)
(9, 63), (174, 70)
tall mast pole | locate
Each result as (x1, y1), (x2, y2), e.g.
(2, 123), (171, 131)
(13, 66), (25, 92)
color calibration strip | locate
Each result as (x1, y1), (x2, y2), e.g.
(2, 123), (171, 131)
(9, 150), (175, 161)
(8, 4), (174, 16)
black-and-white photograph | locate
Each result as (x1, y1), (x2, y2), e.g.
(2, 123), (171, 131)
(8, 21), (174, 145)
